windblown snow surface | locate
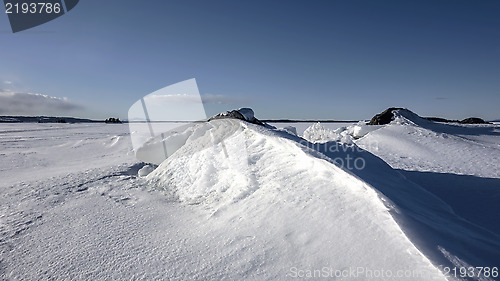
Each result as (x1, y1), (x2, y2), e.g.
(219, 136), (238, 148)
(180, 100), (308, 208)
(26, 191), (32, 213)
(1, 112), (499, 280)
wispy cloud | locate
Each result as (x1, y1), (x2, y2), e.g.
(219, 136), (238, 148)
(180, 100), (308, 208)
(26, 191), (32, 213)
(3, 80), (12, 84)
(435, 97), (448, 100)
(146, 94), (202, 105)
(201, 94), (249, 104)
(0, 89), (83, 115)
(144, 93), (249, 105)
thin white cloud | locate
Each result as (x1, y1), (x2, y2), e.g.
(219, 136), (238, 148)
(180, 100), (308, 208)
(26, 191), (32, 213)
(3, 81), (12, 84)
(144, 93), (248, 105)
(201, 94), (249, 104)
(0, 89), (83, 115)
(146, 94), (202, 105)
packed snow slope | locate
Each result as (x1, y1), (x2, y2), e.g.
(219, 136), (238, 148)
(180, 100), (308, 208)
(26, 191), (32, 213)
(300, 109), (500, 272)
(354, 109), (500, 236)
(356, 109), (500, 177)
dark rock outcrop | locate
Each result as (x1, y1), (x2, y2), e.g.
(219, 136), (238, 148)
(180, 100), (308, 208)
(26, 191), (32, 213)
(424, 117), (459, 123)
(368, 108), (491, 125)
(367, 107), (405, 125)
(460, 117), (488, 124)
(105, 117), (122, 124)
(209, 108), (265, 126)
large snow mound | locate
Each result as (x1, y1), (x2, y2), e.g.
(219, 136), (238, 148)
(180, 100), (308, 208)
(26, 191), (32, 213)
(145, 119), (446, 279)
(145, 117), (500, 278)
(358, 111), (500, 178)
(356, 112), (500, 239)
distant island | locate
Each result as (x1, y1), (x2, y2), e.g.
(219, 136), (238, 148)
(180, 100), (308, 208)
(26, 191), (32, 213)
(104, 117), (123, 124)
(1, 115), (498, 124)
(262, 119), (359, 123)
(0, 116), (122, 124)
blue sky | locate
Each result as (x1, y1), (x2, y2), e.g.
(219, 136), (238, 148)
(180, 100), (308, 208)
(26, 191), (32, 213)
(0, 0), (499, 120)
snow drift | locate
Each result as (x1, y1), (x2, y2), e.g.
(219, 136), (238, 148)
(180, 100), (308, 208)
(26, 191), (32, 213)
(143, 118), (446, 279)
(355, 108), (500, 251)
(357, 108), (500, 177)
(136, 108), (499, 280)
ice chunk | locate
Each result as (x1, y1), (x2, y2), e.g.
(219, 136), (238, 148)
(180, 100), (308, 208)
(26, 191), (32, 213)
(138, 164), (155, 177)
(303, 122), (339, 143)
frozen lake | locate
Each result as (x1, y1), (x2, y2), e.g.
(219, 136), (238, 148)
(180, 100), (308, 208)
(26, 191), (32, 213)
(1, 115), (499, 280)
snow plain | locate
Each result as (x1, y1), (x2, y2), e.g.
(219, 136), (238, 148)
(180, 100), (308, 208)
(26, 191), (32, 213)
(1, 112), (499, 280)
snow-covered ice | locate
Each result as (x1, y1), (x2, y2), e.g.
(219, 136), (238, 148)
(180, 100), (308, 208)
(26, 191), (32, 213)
(1, 110), (499, 280)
